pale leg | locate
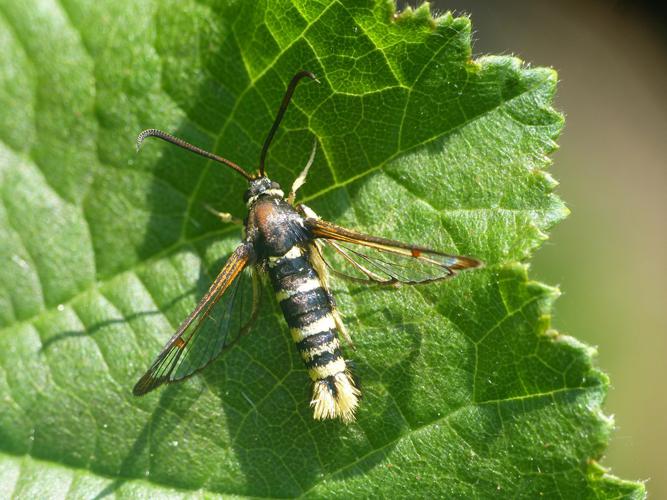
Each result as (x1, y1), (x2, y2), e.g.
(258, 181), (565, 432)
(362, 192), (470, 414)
(288, 138), (318, 204)
(204, 204), (243, 225)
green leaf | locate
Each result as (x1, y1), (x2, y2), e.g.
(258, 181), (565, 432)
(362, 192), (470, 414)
(0, 0), (644, 497)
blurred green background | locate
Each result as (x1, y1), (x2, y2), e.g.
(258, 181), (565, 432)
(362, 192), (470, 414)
(425, 0), (665, 495)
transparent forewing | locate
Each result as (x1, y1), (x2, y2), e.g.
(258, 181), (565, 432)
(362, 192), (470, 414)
(308, 218), (482, 285)
(133, 243), (258, 395)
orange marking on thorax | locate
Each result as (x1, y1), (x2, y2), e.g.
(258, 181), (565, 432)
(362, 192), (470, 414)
(175, 338), (186, 349)
(411, 248), (421, 257)
(253, 199), (280, 234)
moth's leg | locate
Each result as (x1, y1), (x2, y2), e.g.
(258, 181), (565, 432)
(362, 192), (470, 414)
(301, 206), (353, 346)
(328, 289), (354, 348)
(204, 203), (243, 225)
(296, 203), (319, 220)
(288, 138), (318, 205)
(308, 240), (354, 348)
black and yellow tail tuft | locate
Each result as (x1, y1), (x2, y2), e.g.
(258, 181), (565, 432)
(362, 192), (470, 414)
(268, 246), (360, 422)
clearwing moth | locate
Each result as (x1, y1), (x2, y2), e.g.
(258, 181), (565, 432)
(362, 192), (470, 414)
(133, 71), (482, 423)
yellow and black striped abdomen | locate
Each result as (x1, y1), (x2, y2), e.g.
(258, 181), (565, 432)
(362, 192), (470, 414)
(267, 246), (360, 422)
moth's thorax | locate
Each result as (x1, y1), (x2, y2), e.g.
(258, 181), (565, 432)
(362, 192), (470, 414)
(247, 196), (309, 257)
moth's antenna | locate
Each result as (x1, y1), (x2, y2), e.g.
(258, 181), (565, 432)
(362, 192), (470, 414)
(259, 70), (319, 177)
(136, 128), (254, 181)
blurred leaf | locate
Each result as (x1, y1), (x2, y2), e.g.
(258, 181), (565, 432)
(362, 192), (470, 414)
(0, 0), (644, 497)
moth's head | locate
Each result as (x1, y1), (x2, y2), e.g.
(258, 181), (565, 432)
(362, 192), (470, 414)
(243, 177), (284, 207)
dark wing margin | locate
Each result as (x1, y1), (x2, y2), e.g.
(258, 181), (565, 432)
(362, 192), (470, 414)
(133, 242), (256, 395)
(306, 218), (482, 285)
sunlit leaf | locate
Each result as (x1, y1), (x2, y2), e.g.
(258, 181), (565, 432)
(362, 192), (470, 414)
(0, 0), (643, 497)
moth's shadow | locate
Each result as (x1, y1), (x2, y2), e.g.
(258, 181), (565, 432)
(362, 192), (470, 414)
(38, 289), (194, 352)
(199, 288), (424, 497)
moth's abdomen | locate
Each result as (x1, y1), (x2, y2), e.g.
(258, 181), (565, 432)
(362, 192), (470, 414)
(268, 246), (360, 423)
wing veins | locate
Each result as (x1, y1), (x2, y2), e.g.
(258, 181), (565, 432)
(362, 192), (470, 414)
(308, 218), (481, 286)
(307, 218), (481, 270)
(133, 243), (251, 395)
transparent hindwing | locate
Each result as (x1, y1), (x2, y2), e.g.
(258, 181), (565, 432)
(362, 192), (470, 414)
(133, 242), (260, 395)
